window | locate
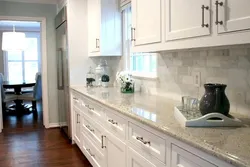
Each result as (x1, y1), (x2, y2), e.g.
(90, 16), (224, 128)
(123, 6), (157, 78)
(4, 32), (41, 82)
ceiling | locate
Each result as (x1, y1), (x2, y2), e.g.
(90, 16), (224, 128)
(0, 21), (41, 31)
(0, 0), (59, 4)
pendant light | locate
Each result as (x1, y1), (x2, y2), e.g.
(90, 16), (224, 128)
(2, 25), (26, 51)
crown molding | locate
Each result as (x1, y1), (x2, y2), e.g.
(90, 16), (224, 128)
(0, 0), (59, 5)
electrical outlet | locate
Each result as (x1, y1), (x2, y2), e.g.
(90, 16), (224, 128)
(193, 71), (201, 87)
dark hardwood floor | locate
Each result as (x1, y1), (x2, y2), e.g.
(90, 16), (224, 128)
(0, 102), (92, 167)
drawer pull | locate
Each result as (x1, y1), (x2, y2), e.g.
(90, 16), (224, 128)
(201, 5), (209, 28)
(136, 136), (151, 145)
(215, 1), (223, 25)
(85, 125), (94, 132)
(86, 148), (95, 157)
(101, 135), (106, 148)
(73, 97), (79, 102)
(108, 119), (118, 125)
(85, 104), (90, 108)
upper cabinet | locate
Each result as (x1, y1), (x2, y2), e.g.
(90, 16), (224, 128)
(131, 0), (250, 52)
(165, 0), (211, 41)
(88, 0), (101, 54)
(131, 0), (162, 46)
(216, 0), (250, 34)
(88, 0), (122, 57)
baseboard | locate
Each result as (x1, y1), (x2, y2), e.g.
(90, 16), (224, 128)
(49, 122), (67, 128)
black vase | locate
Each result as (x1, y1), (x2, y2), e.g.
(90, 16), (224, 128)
(199, 83), (230, 116)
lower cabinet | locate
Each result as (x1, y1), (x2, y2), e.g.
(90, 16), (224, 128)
(105, 132), (126, 167)
(73, 107), (81, 147)
(82, 132), (106, 167)
(171, 144), (217, 167)
(127, 147), (158, 167)
(71, 92), (235, 167)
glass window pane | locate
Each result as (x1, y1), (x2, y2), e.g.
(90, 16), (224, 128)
(24, 62), (38, 82)
(8, 62), (23, 82)
(7, 51), (22, 61)
(24, 38), (38, 60)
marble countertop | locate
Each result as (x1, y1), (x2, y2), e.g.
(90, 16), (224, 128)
(71, 86), (250, 167)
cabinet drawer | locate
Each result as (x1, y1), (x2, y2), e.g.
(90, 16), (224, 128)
(105, 109), (127, 140)
(81, 97), (105, 123)
(128, 122), (166, 164)
(171, 144), (216, 167)
(72, 91), (82, 110)
(82, 132), (106, 167)
(128, 147), (165, 167)
(82, 113), (106, 153)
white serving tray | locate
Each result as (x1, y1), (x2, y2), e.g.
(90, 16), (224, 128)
(174, 106), (243, 127)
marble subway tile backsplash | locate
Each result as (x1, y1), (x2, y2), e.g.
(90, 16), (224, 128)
(89, 46), (250, 117)
(140, 46), (250, 117)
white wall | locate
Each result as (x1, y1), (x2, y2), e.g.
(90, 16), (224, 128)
(67, 0), (90, 86)
(0, 1), (58, 124)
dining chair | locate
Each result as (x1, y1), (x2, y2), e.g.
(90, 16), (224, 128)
(21, 73), (41, 94)
(17, 73), (42, 111)
(0, 73), (18, 111)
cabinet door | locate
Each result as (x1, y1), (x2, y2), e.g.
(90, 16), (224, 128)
(88, 0), (101, 53)
(73, 108), (81, 146)
(127, 147), (157, 167)
(165, 0), (211, 41)
(217, 0), (250, 34)
(132, 0), (162, 46)
(105, 133), (126, 167)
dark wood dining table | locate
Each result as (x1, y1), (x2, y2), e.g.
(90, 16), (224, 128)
(3, 80), (36, 115)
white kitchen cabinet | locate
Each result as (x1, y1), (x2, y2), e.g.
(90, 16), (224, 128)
(73, 107), (82, 147)
(105, 133), (126, 167)
(87, 0), (122, 57)
(216, 0), (250, 34)
(82, 132), (106, 167)
(127, 147), (157, 167)
(87, 0), (101, 54)
(71, 89), (236, 167)
(131, 0), (162, 47)
(130, 0), (250, 52)
(165, 0), (211, 41)
(171, 144), (217, 167)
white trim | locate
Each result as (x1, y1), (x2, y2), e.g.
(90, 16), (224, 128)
(0, 16), (49, 129)
(0, 0), (59, 4)
(49, 123), (60, 128)
(49, 122), (67, 128)
(132, 72), (158, 80)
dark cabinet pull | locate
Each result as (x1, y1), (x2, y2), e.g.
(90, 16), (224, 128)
(201, 5), (209, 28)
(131, 27), (136, 41)
(85, 125), (94, 132)
(96, 38), (100, 48)
(215, 1), (223, 25)
(136, 136), (151, 145)
(76, 114), (79, 123)
(108, 119), (118, 125)
(101, 135), (106, 148)
(86, 149), (95, 157)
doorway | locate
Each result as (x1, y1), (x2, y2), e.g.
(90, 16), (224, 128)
(0, 16), (49, 133)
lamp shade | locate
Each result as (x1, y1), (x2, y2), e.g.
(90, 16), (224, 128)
(2, 32), (26, 51)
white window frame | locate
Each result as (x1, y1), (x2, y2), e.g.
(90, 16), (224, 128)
(3, 32), (41, 81)
(122, 5), (158, 79)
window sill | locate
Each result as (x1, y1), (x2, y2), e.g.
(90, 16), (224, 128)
(131, 72), (158, 80)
